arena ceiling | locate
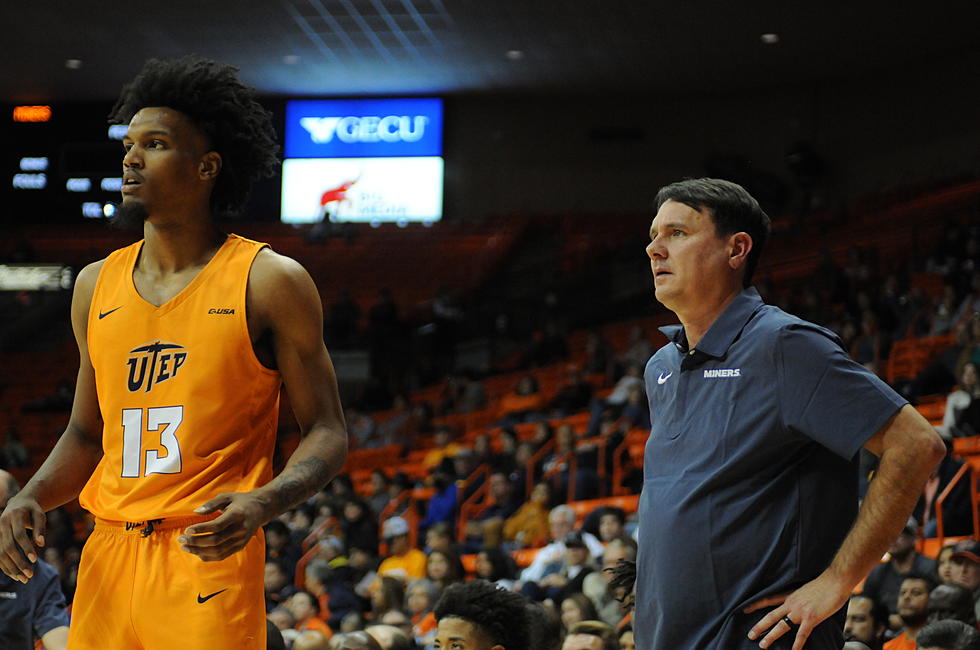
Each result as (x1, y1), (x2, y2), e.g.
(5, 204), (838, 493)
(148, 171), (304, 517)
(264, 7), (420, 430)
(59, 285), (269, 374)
(2, 0), (980, 103)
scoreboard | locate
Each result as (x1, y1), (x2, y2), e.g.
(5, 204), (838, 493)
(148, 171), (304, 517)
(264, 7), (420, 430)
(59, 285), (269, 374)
(2, 102), (126, 225)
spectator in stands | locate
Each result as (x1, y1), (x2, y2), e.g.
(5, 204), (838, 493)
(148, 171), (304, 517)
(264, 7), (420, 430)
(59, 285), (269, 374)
(519, 505), (603, 585)
(266, 520), (301, 587)
(914, 619), (980, 650)
(467, 470), (520, 548)
(0, 427), (28, 469)
(367, 470), (391, 518)
(0, 469), (70, 650)
(295, 631), (332, 650)
(915, 441), (974, 537)
(406, 578), (440, 644)
(937, 543), (958, 584)
(456, 372), (488, 415)
(266, 560), (298, 611)
(583, 537), (637, 628)
(343, 497), (380, 555)
(583, 330), (613, 377)
(932, 286), (962, 337)
(497, 375), (547, 424)
(862, 518), (936, 630)
(340, 612), (368, 633)
(424, 522), (457, 555)
(327, 288), (361, 348)
(617, 625), (635, 650)
(883, 573), (936, 650)
(365, 624), (415, 650)
(928, 583), (977, 626)
(422, 426), (461, 471)
(616, 326), (653, 375)
(306, 557), (364, 631)
(425, 549), (464, 590)
(844, 594), (886, 650)
(288, 589), (335, 639)
(432, 580), (530, 650)
(524, 322), (570, 368)
(474, 546), (518, 590)
(559, 593), (600, 636)
(328, 630), (383, 650)
(268, 606), (296, 633)
(587, 363), (645, 437)
(378, 517), (426, 581)
(520, 531), (596, 603)
(526, 601), (563, 650)
(493, 428), (519, 475)
(549, 365), (594, 417)
(347, 408), (383, 450)
(906, 321), (971, 400)
(542, 423), (599, 501)
(376, 395), (419, 449)
(379, 610), (414, 638)
(562, 620), (618, 650)
(419, 467), (458, 534)
(947, 541), (980, 620)
(943, 363), (980, 437)
(503, 481), (553, 549)
(386, 473), (413, 517)
(371, 577), (406, 621)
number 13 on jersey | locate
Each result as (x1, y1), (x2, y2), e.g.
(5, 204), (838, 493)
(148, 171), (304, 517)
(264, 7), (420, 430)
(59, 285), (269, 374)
(120, 406), (184, 477)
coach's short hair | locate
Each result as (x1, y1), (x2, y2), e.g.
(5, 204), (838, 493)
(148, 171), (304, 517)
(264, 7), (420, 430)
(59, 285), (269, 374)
(109, 56), (279, 215)
(654, 177), (771, 287)
(433, 580), (529, 650)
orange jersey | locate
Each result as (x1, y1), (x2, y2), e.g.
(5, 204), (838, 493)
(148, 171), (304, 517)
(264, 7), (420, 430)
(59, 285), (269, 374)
(79, 234), (282, 521)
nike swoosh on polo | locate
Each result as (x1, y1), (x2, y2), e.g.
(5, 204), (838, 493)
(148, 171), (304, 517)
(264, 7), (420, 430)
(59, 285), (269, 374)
(657, 371), (672, 385)
(98, 306), (123, 319)
(197, 589), (227, 604)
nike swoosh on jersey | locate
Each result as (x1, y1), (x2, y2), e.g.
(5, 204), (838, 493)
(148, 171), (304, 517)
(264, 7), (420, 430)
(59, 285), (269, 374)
(197, 589), (228, 604)
(98, 306), (123, 319)
(657, 371), (672, 384)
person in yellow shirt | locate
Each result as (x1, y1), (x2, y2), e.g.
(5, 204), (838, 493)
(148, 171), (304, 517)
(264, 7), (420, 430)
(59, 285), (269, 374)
(377, 517), (426, 581)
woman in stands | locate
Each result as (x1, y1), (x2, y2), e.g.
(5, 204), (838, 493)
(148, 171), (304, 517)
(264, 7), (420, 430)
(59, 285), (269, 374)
(503, 481), (553, 549)
(474, 546), (518, 590)
(425, 548), (464, 590)
(559, 593), (599, 638)
(943, 362), (980, 437)
(497, 375), (546, 424)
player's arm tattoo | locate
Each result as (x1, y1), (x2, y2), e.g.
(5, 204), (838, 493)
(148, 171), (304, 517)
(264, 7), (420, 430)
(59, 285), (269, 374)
(266, 456), (332, 514)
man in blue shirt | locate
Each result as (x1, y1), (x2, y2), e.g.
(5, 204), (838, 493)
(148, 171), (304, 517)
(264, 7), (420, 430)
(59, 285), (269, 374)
(0, 470), (69, 650)
(635, 178), (945, 650)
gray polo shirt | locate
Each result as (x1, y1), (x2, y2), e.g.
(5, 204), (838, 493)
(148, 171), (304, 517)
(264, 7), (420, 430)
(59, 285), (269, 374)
(635, 288), (906, 650)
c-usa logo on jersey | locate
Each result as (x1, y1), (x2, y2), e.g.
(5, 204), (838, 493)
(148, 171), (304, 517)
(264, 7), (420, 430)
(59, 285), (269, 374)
(126, 341), (188, 393)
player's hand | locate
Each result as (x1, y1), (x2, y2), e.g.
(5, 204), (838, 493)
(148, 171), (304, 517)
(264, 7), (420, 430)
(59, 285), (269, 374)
(179, 492), (269, 562)
(0, 495), (46, 582)
(743, 572), (851, 650)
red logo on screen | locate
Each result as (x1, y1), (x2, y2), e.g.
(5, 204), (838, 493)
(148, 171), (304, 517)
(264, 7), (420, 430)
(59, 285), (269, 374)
(320, 178), (359, 220)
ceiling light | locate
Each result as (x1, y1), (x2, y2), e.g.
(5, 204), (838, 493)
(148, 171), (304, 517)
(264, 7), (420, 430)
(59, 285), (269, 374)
(65, 59), (83, 69)
(505, 50), (525, 61)
(283, 55), (301, 65)
(760, 33), (780, 45)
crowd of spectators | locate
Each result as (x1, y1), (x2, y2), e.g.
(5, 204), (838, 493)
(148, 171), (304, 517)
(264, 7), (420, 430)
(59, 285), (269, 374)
(3, 214), (979, 649)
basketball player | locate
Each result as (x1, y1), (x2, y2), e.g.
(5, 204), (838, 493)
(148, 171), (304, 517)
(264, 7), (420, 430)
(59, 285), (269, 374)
(0, 57), (348, 649)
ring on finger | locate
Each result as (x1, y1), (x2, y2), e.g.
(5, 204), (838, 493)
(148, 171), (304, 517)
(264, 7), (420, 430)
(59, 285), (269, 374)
(781, 615), (797, 629)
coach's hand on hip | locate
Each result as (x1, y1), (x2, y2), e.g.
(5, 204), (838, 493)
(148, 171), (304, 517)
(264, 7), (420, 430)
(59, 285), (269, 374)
(178, 491), (269, 561)
(743, 570), (850, 650)
(0, 493), (46, 582)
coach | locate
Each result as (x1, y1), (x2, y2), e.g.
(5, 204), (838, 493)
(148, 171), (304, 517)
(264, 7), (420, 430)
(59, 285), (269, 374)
(635, 178), (945, 650)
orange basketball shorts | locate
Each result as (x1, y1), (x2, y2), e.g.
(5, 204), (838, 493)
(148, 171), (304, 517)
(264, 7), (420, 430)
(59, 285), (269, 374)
(67, 516), (266, 650)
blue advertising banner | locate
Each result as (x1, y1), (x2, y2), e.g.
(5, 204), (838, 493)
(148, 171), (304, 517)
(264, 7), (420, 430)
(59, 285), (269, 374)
(284, 98), (443, 159)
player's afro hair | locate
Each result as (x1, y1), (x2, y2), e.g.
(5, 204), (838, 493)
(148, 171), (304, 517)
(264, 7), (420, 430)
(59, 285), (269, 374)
(109, 56), (279, 215)
(433, 580), (529, 650)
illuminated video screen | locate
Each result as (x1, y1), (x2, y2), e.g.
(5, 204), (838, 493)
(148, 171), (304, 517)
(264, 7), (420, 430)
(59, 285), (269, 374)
(280, 98), (443, 225)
